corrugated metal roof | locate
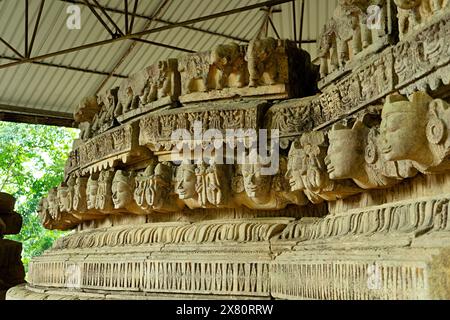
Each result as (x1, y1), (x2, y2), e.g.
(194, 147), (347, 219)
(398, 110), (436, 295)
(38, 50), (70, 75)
(0, 0), (338, 120)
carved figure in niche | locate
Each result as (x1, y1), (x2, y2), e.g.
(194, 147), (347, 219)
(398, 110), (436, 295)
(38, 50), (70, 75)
(115, 80), (139, 117)
(380, 92), (450, 173)
(246, 37), (286, 87)
(95, 170), (114, 212)
(134, 162), (183, 212)
(210, 43), (247, 89)
(194, 162), (209, 207)
(325, 119), (411, 189)
(134, 165), (151, 209)
(91, 87), (119, 134)
(47, 188), (60, 221)
(317, 0), (383, 78)
(394, 0), (448, 38)
(178, 52), (210, 95)
(73, 176), (88, 212)
(194, 162), (231, 207)
(140, 59), (179, 105)
(86, 174), (99, 210)
(57, 183), (72, 213)
(206, 163), (230, 206)
(74, 96), (100, 141)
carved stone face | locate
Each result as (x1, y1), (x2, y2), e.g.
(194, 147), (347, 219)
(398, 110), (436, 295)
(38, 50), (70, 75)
(286, 142), (306, 191)
(175, 165), (196, 200)
(112, 180), (131, 209)
(86, 178), (98, 210)
(380, 109), (426, 162)
(325, 130), (364, 180)
(47, 189), (59, 219)
(241, 163), (272, 200)
(57, 186), (71, 212)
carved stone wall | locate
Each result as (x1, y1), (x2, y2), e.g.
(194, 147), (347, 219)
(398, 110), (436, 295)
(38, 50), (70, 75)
(8, 4), (450, 300)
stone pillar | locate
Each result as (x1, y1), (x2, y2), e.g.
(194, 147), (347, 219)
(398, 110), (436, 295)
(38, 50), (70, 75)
(0, 193), (25, 300)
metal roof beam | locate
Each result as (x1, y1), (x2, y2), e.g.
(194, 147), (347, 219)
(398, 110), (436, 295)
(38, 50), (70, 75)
(90, 0), (125, 36)
(59, 0), (250, 43)
(82, 0), (117, 38)
(95, 0), (173, 95)
(0, 37), (24, 58)
(0, 55), (128, 78)
(28, 0), (46, 58)
(0, 0), (295, 71)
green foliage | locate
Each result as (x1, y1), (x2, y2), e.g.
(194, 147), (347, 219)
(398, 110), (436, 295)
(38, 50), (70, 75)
(0, 121), (78, 272)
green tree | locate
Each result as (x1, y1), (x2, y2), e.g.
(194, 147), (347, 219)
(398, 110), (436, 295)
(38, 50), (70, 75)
(0, 121), (78, 271)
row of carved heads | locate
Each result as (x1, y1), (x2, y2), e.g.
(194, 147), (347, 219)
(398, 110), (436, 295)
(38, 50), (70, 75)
(286, 91), (450, 201)
(39, 158), (313, 224)
(46, 90), (450, 226)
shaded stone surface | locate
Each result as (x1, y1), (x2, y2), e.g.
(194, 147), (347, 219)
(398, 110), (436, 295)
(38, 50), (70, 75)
(8, 4), (450, 300)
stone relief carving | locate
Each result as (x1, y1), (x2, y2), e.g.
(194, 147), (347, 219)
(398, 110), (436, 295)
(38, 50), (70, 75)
(139, 100), (266, 152)
(111, 170), (144, 214)
(394, 0), (449, 39)
(115, 59), (180, 122)
(22, 9), (450, 301)
(133, 162), (184, 212)
(287, 132), (361, 203)
(178, 51), (211, 95)
(95, 170), (114, 212)
(90, 88), (119, 136)
(210, 42), (248, 90)
(380, 91), (450, 173)
(232, 158), (308, 210)
(317, 0), (391, 80)
(325, 117), (417, 189)
(74, 96), (100, 141)
(246, 38), (288, 87)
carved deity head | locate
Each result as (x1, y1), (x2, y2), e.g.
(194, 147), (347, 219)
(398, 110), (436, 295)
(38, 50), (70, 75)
(325, 121), (367, 180)
(286, 140), (306, 191)
(86, 175), (99, 210)
(146, 162), (173, 209)
(175, 164), (197, 200)
(241, 162), (272, 202)
(47, 188), (59, 220)
(380, 92), (433, 163)
(112, 170), (134, 209)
